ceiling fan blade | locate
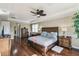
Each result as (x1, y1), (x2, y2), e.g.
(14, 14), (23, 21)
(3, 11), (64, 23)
(41, 14), (46, 16)
(30, 11), (36, 14)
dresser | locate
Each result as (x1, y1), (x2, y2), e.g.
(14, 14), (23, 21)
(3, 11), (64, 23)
(59, 36), (71, 49)
(21, 27), (28, 39)
(21, 27), (28, 45)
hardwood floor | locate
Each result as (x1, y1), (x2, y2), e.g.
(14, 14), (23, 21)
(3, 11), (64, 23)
(11, 41), (79, 56)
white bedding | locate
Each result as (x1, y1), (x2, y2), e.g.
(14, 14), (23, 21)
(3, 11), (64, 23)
(28, 36), (57, 47)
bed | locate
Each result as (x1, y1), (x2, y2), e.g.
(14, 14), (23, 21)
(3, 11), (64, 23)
(28, 27), (59, 55)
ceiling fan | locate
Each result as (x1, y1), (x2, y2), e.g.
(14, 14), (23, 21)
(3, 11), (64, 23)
(30, 9), (46, 18)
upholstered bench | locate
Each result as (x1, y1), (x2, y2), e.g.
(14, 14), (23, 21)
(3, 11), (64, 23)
(52, 46), (64, 53)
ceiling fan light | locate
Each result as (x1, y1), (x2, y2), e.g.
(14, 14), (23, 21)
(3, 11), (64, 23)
(37, 15), (40, 17)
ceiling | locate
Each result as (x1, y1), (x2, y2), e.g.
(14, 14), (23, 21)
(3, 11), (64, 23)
(0, 3), (79, 23)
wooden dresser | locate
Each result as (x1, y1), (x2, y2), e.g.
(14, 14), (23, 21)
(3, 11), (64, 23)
(21, 27), (28, 39)
(59, 36), (71, 49)
(21, 27), (28, 45)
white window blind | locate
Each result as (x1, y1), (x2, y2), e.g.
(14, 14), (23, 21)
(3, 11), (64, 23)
(32, 24), (39, 32)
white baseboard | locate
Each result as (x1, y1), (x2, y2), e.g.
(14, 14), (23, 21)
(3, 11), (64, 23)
(72, 46), (79, 49)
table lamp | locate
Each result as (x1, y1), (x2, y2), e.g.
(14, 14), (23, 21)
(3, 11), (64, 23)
(61, 27), (67, 37)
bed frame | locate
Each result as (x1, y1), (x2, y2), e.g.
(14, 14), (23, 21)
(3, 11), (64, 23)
(28, 27), (59, 55)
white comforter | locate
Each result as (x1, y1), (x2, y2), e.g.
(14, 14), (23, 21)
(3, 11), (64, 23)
(28, 36), (57, 47)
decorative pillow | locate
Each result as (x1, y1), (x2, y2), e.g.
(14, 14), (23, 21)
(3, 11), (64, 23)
(51, 32), (57, 36)
(47, 33), (54, 38)
(51, 32), (57, 39)
(41, 32), (48, 37)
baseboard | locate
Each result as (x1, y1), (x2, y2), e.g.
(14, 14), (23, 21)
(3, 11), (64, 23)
(72, 46), (79, 51)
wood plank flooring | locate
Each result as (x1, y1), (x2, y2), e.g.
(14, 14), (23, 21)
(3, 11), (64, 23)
(11, 41), (79, 56)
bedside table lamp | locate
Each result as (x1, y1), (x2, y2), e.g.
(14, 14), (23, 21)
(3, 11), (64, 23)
(61, 27), (67, 37)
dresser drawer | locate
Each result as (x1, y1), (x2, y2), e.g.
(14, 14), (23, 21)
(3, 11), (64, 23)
(63, 42), (69, 47)
(63, 40), (69, 43)
(59, 39), (63, 46)
(63, 39), (70, 47)
(59, 36), (71, 49)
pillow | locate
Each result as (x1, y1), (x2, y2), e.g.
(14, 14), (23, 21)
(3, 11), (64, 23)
(51, 32), (57, 36)
(41, 32), (48, 37)
(47, 33), (54, 38)
(51, 32), (57, 39)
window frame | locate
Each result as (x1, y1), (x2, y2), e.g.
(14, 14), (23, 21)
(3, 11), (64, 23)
(31, 23), (39, 33)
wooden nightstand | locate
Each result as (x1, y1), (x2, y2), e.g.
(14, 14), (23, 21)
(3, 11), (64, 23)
(59, 36), (71, 49)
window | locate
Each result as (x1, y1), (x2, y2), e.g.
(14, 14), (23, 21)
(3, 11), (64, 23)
(31, 23), (39, 32)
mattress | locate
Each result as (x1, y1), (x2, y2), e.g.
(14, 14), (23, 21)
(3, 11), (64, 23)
(28, 36), (57, 47)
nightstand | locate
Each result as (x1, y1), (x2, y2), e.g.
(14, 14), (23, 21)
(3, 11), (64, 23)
(59, 36), (72, 49)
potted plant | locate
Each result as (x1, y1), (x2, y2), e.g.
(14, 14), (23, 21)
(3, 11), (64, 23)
(73, 10), (79, 38)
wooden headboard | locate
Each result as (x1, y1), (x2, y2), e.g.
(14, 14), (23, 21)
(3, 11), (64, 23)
(42, 27), (58, 33)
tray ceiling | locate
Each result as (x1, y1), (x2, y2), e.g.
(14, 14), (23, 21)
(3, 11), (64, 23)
(0, 3), (79, 23)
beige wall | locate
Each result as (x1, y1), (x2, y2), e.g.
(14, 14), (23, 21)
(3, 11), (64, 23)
(39, 16), (74, 33)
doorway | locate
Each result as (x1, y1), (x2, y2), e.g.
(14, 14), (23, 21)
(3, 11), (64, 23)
(14, 24), (21, 44)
